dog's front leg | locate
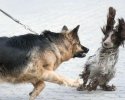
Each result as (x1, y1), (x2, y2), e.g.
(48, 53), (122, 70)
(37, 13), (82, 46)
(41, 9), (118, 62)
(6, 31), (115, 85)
(41, 70), (80, 87)
(77, 71), (90, 91)
(29, 81), (45, 100)
(86, 78), (99, 91)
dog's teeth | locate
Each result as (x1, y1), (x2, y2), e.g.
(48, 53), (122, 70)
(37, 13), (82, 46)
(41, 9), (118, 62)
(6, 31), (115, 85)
(82, 53), (86, 57)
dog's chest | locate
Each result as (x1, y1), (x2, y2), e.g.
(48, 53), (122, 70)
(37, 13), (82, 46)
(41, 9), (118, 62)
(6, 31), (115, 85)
(99, 51), (118, 68)
(88, 48), (119, 75)
(98, 48), (119, 73)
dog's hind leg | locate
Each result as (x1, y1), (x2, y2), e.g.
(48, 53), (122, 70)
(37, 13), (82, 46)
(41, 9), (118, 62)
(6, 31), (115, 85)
(98, 75), (116, 91)
(99, 79), (116, 91)
(29, 81), (45, 100)
(41, 70), (80, 87)
(100, 84), (116, 91)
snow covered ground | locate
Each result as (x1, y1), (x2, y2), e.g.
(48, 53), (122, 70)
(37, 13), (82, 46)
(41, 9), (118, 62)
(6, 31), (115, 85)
(0, 0), (125, 100)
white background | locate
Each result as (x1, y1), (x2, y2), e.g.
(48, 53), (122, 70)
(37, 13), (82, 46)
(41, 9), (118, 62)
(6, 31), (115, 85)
(0, 0), (125, 100)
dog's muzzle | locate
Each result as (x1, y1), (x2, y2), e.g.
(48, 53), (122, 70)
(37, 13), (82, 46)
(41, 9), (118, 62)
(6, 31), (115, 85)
(81, 46), (89, 53)
(73, 46), (89, 58)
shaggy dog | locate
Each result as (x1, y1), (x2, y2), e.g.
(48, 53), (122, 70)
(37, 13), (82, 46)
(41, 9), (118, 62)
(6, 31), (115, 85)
(0, 25), (89, 100)
(77, 7), (125, 91)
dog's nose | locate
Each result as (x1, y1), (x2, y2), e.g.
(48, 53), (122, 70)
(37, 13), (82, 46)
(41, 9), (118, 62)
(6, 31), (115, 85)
(81, 46), (89, 53)
(86, 48), (89, 53)
(84, 47), (89, 53)
(104, 43), (108, 46)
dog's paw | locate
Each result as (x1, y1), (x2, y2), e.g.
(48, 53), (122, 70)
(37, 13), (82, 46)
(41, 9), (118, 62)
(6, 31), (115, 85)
(63, 78), (80, 87)
(72, 78), (81, 87)
(86, 78), (99, 91)
(86, 84), (93, 91)
(102, 84), (116, 91)
(77, 84), (86, 91)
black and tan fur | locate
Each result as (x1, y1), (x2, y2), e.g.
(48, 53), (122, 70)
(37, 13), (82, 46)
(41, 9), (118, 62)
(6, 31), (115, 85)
(77, 7), (125, 91)
(0, 25), (89, 100)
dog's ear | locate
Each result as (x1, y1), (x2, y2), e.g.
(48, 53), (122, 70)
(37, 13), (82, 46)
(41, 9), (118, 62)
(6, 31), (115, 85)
(117, 18), (125, 40)
(68, 25), (80, 39)
(102, 7), (116, 34)
(71, 25), (80, 34)
(66, 25), (80, 40)
(61, 25), (68, 32)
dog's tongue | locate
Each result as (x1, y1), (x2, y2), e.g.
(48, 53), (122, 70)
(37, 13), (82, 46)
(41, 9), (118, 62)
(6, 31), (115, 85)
(79, 53), (86, 58)
(81, 53), (86, 57)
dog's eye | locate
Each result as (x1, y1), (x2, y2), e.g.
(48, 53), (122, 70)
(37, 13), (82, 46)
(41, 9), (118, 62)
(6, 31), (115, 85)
(103, 36), (107, 41)
(106, 34), (109, 37)
(74, 41), (80, 45)
(111, 34), (117, 41)
(77, 42), (80, 45)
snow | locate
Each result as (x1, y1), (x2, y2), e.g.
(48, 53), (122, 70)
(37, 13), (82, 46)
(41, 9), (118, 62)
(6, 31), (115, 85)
(0, 0), (125, 100)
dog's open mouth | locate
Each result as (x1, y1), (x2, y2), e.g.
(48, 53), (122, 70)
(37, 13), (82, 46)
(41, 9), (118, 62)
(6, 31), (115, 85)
(73, 52), (87, 58)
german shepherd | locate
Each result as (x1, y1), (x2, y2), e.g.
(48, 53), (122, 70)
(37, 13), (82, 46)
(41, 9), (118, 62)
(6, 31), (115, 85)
(0, 25), (89, 100)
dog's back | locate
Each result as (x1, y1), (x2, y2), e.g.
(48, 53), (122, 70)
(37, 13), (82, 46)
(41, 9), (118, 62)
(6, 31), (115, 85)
(0, 33), (53, 78)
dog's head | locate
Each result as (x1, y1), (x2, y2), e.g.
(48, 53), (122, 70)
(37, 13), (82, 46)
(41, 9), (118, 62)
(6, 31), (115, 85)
(61, 25), (89, 58)
(101, 7), (125, 49)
